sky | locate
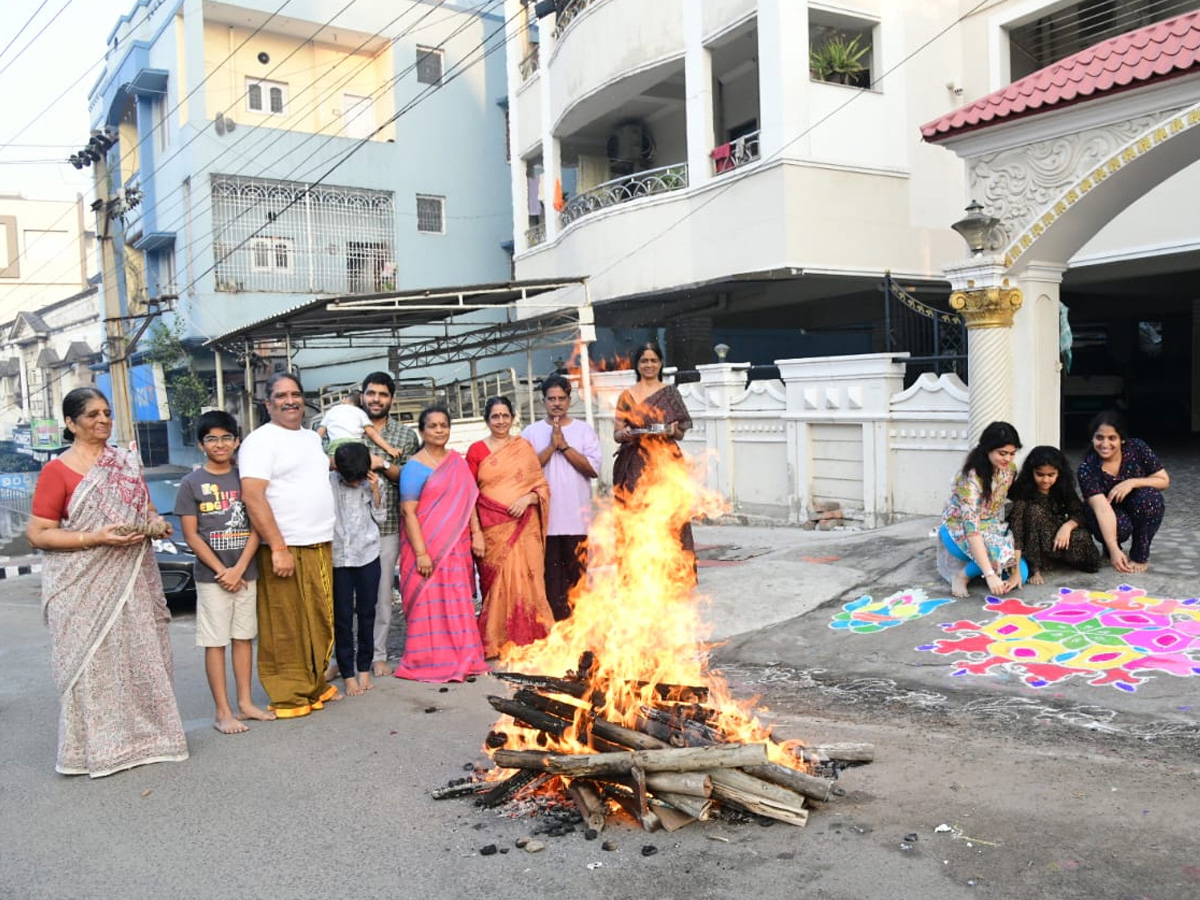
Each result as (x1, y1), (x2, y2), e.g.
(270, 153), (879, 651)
(0, 0), (147, 201)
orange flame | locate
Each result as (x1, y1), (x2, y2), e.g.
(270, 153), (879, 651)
(494, 436), (809, 771)
(561, 339), (630, 375)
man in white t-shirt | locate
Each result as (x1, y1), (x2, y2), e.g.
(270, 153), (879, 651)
(240, 372), (339, 718)
(521, 374), (601, 620)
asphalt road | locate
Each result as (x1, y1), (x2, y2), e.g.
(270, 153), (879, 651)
(1, 519), (1197, 899)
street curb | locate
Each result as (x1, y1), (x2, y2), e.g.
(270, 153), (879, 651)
(0, 564), (42, 580)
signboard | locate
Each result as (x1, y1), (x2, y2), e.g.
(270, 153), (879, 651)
(13, 426), (31, 456)
(31, 418), (61, 451)
(97, 362), (171, 423)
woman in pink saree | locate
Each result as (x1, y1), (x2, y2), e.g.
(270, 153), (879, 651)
(393, 406), (488, 682)
(466, 396), (554, 659)
(27, 387), (188, 777)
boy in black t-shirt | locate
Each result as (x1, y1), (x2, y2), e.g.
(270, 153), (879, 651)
(174, 411), (274, 733)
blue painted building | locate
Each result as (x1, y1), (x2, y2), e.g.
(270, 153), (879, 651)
(88, 0), (512, 462)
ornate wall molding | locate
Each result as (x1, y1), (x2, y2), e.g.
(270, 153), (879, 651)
(967, 109), (1181, 249)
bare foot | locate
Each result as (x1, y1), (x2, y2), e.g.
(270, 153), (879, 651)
(951, 572), (969, 599)
(358, 672), (374, 692)
(214, 715), (249, 735)
(1128, 560), (1148, 574)
(237, 703), (276, 722)
(345, 677), (364, 697)
(1028, 571), (1044, 585)
(325, 663), (340, 681)
(372, 661), (389, 678)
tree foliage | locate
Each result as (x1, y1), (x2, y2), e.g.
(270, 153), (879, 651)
(144, 318), (208, 436)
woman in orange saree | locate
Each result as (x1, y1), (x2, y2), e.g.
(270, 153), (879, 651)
(466, 396), (555, 658)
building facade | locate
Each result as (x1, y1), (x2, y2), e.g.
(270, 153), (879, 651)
(88, 0), (514, 459)
(504, 0), (1200, 465)
(0, 194), (95, 325)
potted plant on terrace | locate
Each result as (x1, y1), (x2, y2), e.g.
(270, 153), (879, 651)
(810, 33), (870, 86)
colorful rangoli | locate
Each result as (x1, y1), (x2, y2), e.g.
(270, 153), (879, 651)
(916, 586), (1200, 692)
(830, 588), (955, 634)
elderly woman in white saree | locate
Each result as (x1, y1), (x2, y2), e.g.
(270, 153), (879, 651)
(27, 388), (188, 777)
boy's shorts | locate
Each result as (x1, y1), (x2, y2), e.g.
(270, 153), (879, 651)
(195, 579), (258, 647)
(326, 437), (367, 459)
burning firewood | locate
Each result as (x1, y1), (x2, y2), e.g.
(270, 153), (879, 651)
(491, 743), (767, 777)
(435, 437), (871, 833)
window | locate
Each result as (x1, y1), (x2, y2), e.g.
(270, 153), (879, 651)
(246, 77), (287, 114)
(1007, 0), (1194, 81)
(152, 92), (169, 152)
(210, 175), (395, 293)
(809, 9), (877, 89)
(416, 46), (443, 85)
(416, 195), (445, 234)
(250, 237), (294, 272)
(341, 93), (376, 140)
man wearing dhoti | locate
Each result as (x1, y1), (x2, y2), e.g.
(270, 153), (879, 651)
(240, 372), (340, 717)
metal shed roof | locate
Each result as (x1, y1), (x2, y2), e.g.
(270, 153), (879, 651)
(205, 277), (590, 366)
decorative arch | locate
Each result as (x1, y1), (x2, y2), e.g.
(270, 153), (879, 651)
(998, 99), (1200, 272)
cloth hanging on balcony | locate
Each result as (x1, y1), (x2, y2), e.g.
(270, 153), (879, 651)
(553, 179), (565, 212)
(711, 142), (734, 173)
(528, 177), (542, 216)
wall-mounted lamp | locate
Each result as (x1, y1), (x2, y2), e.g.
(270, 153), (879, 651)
(950, 200), (999, 256)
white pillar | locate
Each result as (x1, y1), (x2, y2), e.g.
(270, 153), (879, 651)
(684, 4), (714, 189)
(945, 257), (1023, 443)
(504, 0), (529, 251)
(695, 363), (750, 499)
(1010, 262), (1066, 448)
(540, 17), (561, 243)
(757, 0), (807, 160)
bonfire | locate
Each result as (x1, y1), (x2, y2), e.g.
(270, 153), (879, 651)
(436, 429), (870, 830)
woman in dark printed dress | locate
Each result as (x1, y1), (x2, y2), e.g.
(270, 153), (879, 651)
(1076, 411), (1169, 575)
(1009, 446), (1100, 585)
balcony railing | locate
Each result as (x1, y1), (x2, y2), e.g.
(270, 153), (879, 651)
(559, 162), (689, 227)
(518, 45), (539, 82)
(552, 0), (601, 39)
(711, 130), (761, 175)
(525, 222), (546, 247)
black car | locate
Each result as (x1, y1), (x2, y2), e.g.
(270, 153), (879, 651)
(144, 470), (197, 607)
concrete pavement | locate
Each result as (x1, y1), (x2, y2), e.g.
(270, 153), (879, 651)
(1, 512), (1197, 899)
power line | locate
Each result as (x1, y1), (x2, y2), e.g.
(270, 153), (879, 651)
(179, 3), (519, 326)
(0, 0), (73, 81)
(1, 0), (301, 285)
(8, 0), (460, 307)
(0, 0), (52, 67)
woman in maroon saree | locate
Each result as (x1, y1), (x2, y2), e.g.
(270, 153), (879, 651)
(612, 342), (696, 565)
(393, 406), (488, 682)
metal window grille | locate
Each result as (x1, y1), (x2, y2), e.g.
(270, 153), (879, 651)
(247, 82), (262, 111)
(416, 46), (443, 85)
(416, 194), (445, 234)
(211, 175), (395, 294)
(1009, 0), (1194, 78)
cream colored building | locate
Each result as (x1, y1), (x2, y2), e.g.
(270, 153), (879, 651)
(504, 0), (1200, 466)
(0, 194), (95, 324)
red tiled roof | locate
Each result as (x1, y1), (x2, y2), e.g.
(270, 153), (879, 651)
(922, 10), (1200, 141)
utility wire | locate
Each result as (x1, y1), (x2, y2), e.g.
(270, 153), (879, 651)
(8, 0), (462, 308)
(0, 0), (74, 81)
(0, 0), (52, 67)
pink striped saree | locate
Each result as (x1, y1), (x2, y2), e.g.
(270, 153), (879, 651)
(394, 452), (488, 682)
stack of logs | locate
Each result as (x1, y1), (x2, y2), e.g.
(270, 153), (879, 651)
(434, 661), (873, 833)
